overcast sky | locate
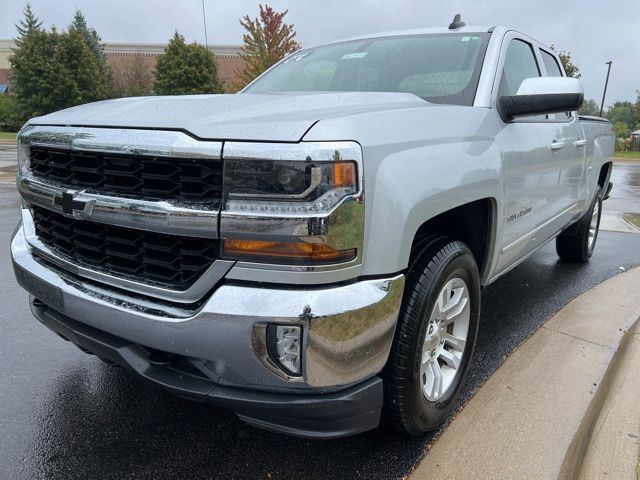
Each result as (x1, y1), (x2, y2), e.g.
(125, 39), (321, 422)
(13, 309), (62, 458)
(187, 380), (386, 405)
(1, 0), (637, 106)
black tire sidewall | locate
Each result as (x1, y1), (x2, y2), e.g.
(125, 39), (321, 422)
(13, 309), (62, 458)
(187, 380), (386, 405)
(586, 190), (603, 258)
(406, 246), (480, 431)
(556, 186), (604, 263)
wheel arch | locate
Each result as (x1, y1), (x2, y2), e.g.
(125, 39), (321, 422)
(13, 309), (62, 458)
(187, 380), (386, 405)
(597, 161), (613, 189)
(409, 198), (498, 284)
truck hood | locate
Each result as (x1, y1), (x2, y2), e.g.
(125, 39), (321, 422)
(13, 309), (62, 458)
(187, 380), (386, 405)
(27, 92), (428, 142)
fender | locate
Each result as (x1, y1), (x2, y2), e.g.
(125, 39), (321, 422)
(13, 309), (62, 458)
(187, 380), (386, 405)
(304, 105), (504, 277)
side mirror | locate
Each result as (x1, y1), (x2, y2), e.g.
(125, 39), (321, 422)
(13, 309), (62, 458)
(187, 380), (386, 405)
(498, 77), (584, 122)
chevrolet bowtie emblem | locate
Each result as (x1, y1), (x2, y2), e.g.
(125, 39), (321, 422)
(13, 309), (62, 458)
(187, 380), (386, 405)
(54, 191), (87, 215)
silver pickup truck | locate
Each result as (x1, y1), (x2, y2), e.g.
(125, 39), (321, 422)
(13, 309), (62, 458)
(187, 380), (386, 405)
(12, 21), (614, 438)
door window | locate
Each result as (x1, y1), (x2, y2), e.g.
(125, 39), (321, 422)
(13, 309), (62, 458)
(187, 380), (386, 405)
(498, 39), (540, 97)
(540, 50), (563, 77)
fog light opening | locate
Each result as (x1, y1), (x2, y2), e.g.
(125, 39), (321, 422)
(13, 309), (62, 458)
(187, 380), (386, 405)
(148, 350), (176, 367)
(268, 325), (302, 376)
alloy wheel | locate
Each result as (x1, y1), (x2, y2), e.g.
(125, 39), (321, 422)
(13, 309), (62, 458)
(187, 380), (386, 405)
(419, 277), (471, 401)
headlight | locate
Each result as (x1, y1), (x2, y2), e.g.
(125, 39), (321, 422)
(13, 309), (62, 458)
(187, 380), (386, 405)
(17, 138), (30, 175)
(224, 159), (357, 214)
(220, 142), (364, 267)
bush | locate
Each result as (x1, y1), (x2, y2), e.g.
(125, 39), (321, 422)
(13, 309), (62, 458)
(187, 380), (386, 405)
(0, 95), (21, 131)
(616, 137), (640, 152)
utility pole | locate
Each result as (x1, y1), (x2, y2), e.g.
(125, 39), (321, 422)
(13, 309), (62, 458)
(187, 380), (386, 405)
(599, 61), (612, 117)
(201, 0), (209, 51)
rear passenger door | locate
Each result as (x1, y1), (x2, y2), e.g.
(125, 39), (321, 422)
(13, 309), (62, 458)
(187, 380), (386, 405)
(494, 35), (568, 273)
(538, 48), (586, 213)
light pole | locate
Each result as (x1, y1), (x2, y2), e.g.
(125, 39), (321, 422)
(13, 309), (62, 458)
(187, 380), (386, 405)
(599, 61), (612, 117)
(201, 0), (209, 50)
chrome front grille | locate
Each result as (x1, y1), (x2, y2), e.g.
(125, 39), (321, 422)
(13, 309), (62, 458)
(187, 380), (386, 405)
(29, 146), (223, 205)
(17, 126), (230, 302)
(31, 206), (220, 290)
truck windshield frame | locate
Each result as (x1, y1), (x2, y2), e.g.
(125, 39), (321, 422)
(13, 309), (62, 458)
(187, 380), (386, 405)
(244, 32), (490, 106)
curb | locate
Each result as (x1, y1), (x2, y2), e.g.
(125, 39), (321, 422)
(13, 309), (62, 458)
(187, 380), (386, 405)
(560, 317), (640, 479)
(410, 266), (640, 480)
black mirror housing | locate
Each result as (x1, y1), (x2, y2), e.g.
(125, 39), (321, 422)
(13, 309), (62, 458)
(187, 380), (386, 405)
(499, 93), (584, 122)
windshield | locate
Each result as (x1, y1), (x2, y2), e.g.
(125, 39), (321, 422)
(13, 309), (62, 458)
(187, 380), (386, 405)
(244, 33), (489, 106)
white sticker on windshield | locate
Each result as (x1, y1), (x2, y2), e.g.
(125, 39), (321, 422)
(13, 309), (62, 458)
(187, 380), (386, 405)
(283, 51), (313, 63)
(342, 52), (368, 60)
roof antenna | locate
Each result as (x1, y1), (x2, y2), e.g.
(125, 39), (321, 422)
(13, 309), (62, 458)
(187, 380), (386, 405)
(448, 13), (466, 30)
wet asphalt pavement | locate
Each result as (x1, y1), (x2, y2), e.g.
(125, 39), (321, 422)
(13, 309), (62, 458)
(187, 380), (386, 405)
(1, 161), (639, 480)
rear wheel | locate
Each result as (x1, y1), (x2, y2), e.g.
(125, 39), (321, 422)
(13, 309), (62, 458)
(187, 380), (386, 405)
(556, 187), (603, 263)
(383, 237), (480, 436)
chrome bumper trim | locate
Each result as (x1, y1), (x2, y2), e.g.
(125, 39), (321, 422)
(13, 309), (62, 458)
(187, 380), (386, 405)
(18, 173), (220, 239)
(13, 224), (405, 389)
(226, 262), (363, 284)
(20, 211), (233, 304)
(251, 273), (405, 387)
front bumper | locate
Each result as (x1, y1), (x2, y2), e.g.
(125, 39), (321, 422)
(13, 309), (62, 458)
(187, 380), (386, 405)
(31, 300), (383, 438)
(11, 224), (404, 437)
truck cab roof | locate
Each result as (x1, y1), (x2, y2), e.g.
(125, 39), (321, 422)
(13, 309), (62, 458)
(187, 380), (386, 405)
(320, 25), (552, 53)
(321, 25), (494, 47)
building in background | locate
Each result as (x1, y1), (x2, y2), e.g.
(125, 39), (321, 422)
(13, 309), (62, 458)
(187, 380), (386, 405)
(0, 39), (245, 93)
(0, 41), (11, 93)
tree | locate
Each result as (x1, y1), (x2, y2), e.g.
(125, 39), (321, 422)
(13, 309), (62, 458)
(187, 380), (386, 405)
(613, 121), (630, 139)
(10, 7), (107, 125)
(605, 101), (637, 132)
(551, 45), (581, 78)
(10, 27), (58, 122)
(9, 3), (45, 126)
(69, 10), (106, 67)
(579, 98), (600, 116)
(236, 4), (300, 88)
(52, 29), (108, 107)
(69, 10), (112, 95)
(153, 32), (224, 95)
(111, 54), (154, 97)
(15, 3), (42, 47)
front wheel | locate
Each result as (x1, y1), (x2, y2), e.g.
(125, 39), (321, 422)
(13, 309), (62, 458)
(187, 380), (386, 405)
(556, 186), (603, 263)
(383, 237), (480, 436)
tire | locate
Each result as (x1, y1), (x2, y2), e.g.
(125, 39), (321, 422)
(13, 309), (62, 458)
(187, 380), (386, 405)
(383, 236), (480, 436)
(556, 186), (603, 263)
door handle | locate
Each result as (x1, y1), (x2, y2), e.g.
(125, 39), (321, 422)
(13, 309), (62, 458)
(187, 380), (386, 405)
(573, 139), (587, 148)
(550, 141), (566, 151)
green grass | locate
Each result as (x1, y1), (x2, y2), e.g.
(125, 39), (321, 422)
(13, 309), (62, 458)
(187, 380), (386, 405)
(614, 151), (640, 160)
(0, 132), (17, 142)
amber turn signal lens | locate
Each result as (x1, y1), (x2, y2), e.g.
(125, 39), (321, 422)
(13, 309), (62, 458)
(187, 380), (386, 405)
(332, 162), (357, 188)
(223, 239), (356, 264)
